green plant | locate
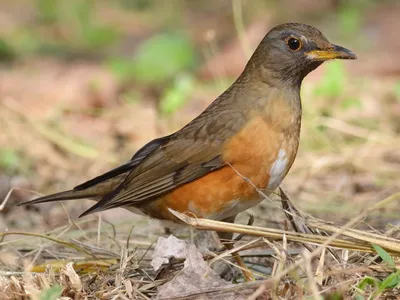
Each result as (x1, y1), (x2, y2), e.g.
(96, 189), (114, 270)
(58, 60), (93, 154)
(0, 147), (20, 171)
(355, 245), (400, 299)
(107, 32), (196, 85)
(338, 4), (363, 39)
(340, 97), (362, 110)
(73, 0), (120, 49)
(118, 0), (153, 10)
(38, 285), (62, 300)
(0, 38), (16, 62)
(33, 0), (120, 55)
(159, 73), (195, 114)
(372, 245), (396, 269)
(105, 58), (137, 83)
(314, 61), (346, 98)
(394, 82), (400, 101)
(36, 0), (58, 23)
(130, 32), (197, 84)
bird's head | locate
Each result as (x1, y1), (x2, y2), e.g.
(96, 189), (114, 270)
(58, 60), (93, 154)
(249, 23), (357, 87)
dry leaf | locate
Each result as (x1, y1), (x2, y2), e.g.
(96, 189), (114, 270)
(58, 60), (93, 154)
(156, 244), (232, 299)
(151, 235), (187, 271)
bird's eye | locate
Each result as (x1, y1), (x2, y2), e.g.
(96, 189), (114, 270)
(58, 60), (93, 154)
(287, 37), (301, 51)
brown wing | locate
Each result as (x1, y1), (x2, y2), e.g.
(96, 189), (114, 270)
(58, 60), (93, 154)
(73, 135), (172, 191)
(80, 110), (246, 216)
(19, 136), (173, 206)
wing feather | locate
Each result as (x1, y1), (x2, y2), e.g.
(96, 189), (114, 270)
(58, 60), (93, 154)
(80, 110), (246, 216)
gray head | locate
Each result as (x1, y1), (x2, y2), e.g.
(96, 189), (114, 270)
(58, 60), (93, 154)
(247, 23), (356, 87)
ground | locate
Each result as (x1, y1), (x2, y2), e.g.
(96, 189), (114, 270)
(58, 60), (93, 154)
(0, 0), (400, 299)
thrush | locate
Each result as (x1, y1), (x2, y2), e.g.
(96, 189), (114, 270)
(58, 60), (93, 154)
(21, 23), (356, 280)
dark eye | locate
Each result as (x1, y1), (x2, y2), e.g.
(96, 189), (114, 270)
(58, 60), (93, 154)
(287, 37), (301, 51)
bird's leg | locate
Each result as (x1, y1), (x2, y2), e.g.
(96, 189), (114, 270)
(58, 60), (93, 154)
(189, 226), (195, 245)
(219, 215), (254, 281)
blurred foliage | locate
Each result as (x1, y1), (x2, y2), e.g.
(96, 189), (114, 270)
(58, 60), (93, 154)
(340, 97), (362, 110)
(160, 74), (195, 114)
(38, 284), (62, 300)
(372, 244), (396, 269)
(129, 33), (196, 84)
(0, 148), (20, 171)
(0, 0), (381, 61)
(314, 61), (346, 98)
(121, 90), (142, 105)
(337, 0), (386, 41)
(313, 61), (362, 111)
(394, 82), (400, 101)
(355, 246), (400, 299)
(118, 0), (154, 10)
(37, 0), (58, 23)
(0, 0), (390, 141)
(37, 121), (100, 160)
(107, 32), (197, 113)
(0, 39), (16, 62)
(338, 3), (363, 40)
(7, 0), (120, 57)
(107, 32), (197, 84)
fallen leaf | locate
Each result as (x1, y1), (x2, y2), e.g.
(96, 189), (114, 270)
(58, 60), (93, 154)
(151, 235), (187, 271)
(156, 244), (230, 299)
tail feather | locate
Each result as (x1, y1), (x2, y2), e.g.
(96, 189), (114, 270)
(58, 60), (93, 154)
(19, 172), (129, 207)
(18, 189), (99, 206)
(18, 134), (170, 213)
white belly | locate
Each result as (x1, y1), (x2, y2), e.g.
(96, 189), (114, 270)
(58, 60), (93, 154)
(267, 148), (288, 191)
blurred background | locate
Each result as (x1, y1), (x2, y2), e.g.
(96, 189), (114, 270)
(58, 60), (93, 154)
(1, 0), (400, 238)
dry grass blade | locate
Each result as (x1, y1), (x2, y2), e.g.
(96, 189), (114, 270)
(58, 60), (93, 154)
(0, 231), (100, 259)
(208, 238), (262, 279)
(307, 220), (400, 251)
(280, 187), (341, 262)
(169, 210), (388, 254)
(69, 238), (120, 258)
(169, 192), (400, 255)
(209, 238), (261, 267)
(318, 116), (398, 145)
(248, 192), (400, 298)
(160, 281), (264, 300)
(1, 98), (114, 161)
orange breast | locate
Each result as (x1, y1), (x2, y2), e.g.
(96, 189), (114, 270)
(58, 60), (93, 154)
(144, 114), (299, 221)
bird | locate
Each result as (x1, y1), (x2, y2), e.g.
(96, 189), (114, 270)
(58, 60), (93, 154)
(20, 23), (356, 280)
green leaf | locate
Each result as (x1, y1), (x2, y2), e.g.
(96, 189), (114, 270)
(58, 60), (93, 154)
(314, 61), (345, 98)
(82, 26), (119, 49)
(9, 30), (42, 55)
(119, 0), (152, 10)
(38, 285), (62, 300)
(394, 82), (400, 101)
(340, 98), (362, 110)
(379, 271), (400, 291)
(0, 148), (20, 169)
(121, 90), (141, 105)
(0, 38), (15, 61)
(74, 0), (93, 27)
(106, 57), (137, 83)
(339, 5), (362, 37)
(131, 33), (196, 84)
(372, 244), (396, 269)
(36, 0), (58, 22)
(357, 276), (380, 291)
(159, 74), (194, 114)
